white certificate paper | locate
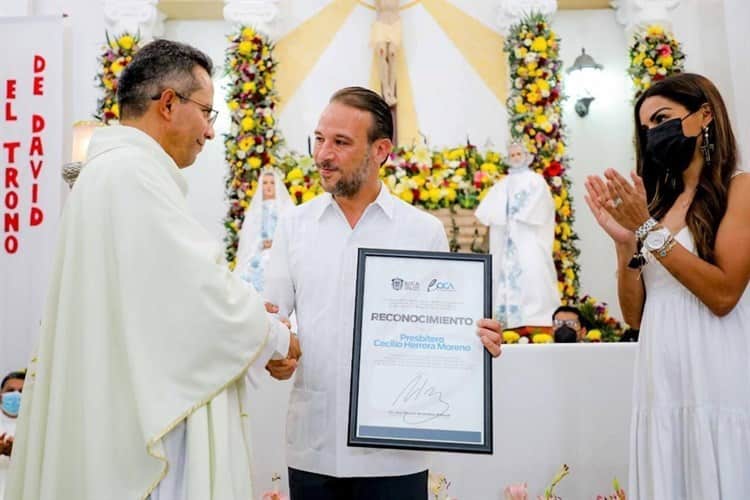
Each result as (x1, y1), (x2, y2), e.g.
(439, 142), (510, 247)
(348, 249), (492, 454)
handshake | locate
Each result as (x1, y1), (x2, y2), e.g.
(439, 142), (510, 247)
(265, 302), (302, 381)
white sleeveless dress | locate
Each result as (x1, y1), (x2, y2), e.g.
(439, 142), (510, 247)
(629, 177), (750, 499)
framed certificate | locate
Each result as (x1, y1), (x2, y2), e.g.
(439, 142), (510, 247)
(348, 248), (493, 454)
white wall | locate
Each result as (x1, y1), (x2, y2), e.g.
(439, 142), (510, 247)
(553, 9), (633, 317)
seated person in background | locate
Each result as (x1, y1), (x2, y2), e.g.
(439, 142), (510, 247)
(0, 370), (25, 496)
(552, 306), (587, 343)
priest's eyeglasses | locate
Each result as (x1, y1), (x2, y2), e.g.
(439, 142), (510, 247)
(553, 319), (580, 329)
(152, 90), (219, 125)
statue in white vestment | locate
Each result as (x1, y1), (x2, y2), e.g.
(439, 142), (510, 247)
(236, 167), (294, 292)
(475, 141), (560, 328)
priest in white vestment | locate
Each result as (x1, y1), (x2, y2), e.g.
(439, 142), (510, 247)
(475, 142), (560, 328)
(5, 40), (298, 500)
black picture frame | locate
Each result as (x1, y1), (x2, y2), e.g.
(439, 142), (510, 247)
(347, 248), (493, 454)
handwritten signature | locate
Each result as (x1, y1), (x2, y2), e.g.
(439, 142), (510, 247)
(391, 373), (451, 424)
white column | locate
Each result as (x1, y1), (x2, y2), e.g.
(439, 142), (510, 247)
(0, 0), (31, 16)
(612, 0), (681, 34)
(103, 0), (164, 41)
(223, 0), (280, 38)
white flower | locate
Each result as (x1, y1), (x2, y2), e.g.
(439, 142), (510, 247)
(518, 336), (530, 344)
(255, 145), (265, 153)
(237, 150), (246, 159)
(551, 176), (562, 187)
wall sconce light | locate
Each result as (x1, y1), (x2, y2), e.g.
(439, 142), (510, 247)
(62, 121), (102, 187)
(566, 48), (604, 117)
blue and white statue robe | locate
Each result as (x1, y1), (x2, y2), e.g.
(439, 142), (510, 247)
(475, 167), (560, 328)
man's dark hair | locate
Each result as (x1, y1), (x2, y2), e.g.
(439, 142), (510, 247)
(1, 370), (26, 391)
(552, 305), (587, 328)
(117, 39), (214, 120)
(330, 86), (394, 143)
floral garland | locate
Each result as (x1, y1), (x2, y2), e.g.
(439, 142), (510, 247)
(223, 26), (285, 268)
(504, 12), (580, 303)
(628, 24), (685, 99)
(95, 32), (140, 124)
(577, 295), (627, 342)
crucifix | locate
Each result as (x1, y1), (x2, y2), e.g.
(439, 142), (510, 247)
(371, 0), (401, 142)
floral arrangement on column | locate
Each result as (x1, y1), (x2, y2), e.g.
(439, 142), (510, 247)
(223, 25), (285, 268)
(504, 12), (580, 303)
(95, 32), (140, 124)
(628, 24), (685, 99)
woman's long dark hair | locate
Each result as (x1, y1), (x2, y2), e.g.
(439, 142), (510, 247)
(634, 73), (738, 262)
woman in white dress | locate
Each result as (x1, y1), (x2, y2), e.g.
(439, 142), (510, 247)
(584, 73), (750, 499)
(236, 167), (294, 292)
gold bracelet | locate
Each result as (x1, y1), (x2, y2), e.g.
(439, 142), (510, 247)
(654, 235), (677, 259)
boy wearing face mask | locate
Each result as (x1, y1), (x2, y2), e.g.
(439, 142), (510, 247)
(0, 370), (25, 497)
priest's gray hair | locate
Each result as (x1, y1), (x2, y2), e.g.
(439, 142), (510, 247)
(117, 39), (214, 120)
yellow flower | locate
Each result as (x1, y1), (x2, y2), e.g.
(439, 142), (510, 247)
(118, 35), (135, 50)
(241, 116), (255, 131)
(515, 102), (529, 114)
(420, 189), (430, 201)
(518, 67), (529, 78)
(239, 137), (253, 151)
(446, 148), (465, 161)
(480, 162), (498, 175)
(643, 58), (654, 68)
(532, 333), (553, 344)
(536, 79), (550, 93)
(239, 199), (249, 209)
(565, 268), (576, 281)
(242, 81), (256, 93)
(412, 174), (426, 187)
(248, 156), (262, 169)
(553, 239), (561, 253)
(228, 100), (240, 111)
(659, 55), (674, 68)
(531, 36), (548, 52)
(648, 66), (657, 76)
(445, 187), (457, 202)
(111, 103), (119, 118)
(302, 190), (317, 203)
(264, 114), (274, 126)
(586, 329), (602, 342)
(647, 25), (664, 37)
(241, 27), (256, 40)
(534, 114), (548, 128)
(553, 195), (563, 210)
(560, 222), (572, 240)
(455, 167), (467, 177)
(428, 187), (441, 203)
(110, 60), (124, 75)
(503, 331), (520, 344)
(399, 189), (414, 204)
(238, 41), (253, 56)
(526, 92), (541, 104)
(286, 167), (304, 182)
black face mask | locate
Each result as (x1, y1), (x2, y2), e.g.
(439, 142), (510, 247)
(554, 325), (578, 343)
(644, 112), (698, 176)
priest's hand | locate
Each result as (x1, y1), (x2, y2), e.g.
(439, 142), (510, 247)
(477, 318), (502, 358)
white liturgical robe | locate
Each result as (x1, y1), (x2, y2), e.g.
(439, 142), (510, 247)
(475, 167), (560, 328)
(6, 126), (287, 500)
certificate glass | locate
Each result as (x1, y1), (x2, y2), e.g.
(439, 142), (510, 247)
(348, 248), (493, 454)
